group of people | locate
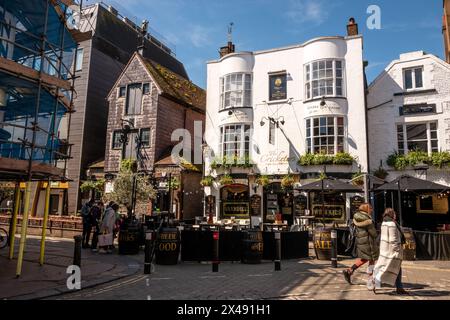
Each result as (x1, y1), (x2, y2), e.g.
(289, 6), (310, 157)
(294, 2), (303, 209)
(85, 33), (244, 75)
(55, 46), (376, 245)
(81, 200), (121, 253)
(342, 203), (409, 295)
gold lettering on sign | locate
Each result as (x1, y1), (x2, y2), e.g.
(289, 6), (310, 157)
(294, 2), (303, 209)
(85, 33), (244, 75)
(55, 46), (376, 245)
(260, 151), (295, 165)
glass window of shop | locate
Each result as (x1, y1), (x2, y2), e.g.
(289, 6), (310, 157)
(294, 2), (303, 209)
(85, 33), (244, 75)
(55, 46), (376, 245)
(306, 116), (345, 154)
(305, 60), (344, 100)
(220, 73), (252, 110)
(310, 191), (346, 222)
(264, 183), (294, 225)
(397, 122), (438, 155)
(221, 184), (250, 219)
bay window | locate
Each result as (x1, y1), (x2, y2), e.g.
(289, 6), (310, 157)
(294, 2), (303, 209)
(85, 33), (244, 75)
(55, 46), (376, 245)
(220, 73), (252, 110)
(305, 60), (344, 100)
(397, 122), (438, 154)
(306, 116), (345, 154)
(220, 124), (251, 158)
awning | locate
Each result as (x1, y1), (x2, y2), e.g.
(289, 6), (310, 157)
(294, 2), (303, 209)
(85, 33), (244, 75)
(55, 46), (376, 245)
(376, 174), (450, 192)
(295, 178), (363, 192)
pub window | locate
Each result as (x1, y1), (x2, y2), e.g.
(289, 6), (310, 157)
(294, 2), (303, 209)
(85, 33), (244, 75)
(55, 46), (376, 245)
(419, 196), (433, 211)
(220, 73), (252, 110)
(304, 59), (345, 100)
(269, 73), (287, 101)
(220, 124), (251, 159)
(403, 67), (423, 90)
(125, 83), (143, 115)
(306, 116), (345, 155)
(397, 121), (438, 155)
(112, 130), (122, 149)
(140, 128), (151, 147)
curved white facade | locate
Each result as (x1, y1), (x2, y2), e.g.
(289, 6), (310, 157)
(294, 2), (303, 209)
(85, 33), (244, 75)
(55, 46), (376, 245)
(204, 35), (368, 222)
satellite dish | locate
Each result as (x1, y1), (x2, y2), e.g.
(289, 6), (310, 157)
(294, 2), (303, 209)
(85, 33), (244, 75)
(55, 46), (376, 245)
(66, 5), (81, 30)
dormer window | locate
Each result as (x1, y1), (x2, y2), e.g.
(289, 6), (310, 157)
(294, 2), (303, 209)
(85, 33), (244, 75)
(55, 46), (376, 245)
(403, 67), (423, 90)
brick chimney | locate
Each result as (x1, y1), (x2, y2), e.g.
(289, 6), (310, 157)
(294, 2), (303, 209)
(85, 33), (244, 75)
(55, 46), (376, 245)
(219, 41), (235, 58)
(347, 17), (359, 36)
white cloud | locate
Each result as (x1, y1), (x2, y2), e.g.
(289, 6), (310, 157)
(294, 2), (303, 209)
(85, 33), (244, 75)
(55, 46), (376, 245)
(286, 0), (328, 25)
(186, 25), (214, 48)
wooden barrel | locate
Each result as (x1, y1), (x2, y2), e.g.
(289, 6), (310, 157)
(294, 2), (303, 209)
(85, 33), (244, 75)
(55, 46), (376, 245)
(241, 230), (263, 264)
(313, 227), (332, 260)
(118, 222), (141, 255)
(155, 228), (180, 265)
(402, 228), (416, 261)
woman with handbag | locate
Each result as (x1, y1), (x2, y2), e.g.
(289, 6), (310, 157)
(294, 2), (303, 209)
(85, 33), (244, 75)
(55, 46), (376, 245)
(372, 208), (408, 295)
(99, 202), (119, 253)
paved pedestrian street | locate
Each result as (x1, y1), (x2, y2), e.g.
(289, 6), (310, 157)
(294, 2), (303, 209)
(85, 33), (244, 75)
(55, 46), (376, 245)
(2, 237), (450, 300)
(55, 256), (450, 301)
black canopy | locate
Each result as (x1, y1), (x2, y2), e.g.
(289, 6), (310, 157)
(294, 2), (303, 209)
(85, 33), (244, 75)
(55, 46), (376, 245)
(295, 178), (363, 192)
(376, 174), (450, 192)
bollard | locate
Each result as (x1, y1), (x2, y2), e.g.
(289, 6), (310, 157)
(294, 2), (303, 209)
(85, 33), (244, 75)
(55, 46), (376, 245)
(212, 231), (219, 272)
(274, 231), (281, 271)
(73, 235), (82, 267)
(144, 231), (153, 274)
(331, 229), (337, 268)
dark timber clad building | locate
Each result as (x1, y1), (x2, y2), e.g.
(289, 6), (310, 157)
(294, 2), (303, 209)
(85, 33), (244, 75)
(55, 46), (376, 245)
(65, 3), (188, 213)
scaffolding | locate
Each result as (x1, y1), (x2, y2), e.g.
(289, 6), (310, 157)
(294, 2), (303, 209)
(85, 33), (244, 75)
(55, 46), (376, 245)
(0, 0), (81, 276)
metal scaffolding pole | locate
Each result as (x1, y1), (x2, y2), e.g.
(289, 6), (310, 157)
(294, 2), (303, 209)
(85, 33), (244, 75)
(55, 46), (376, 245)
(8, 182), (21, 260)
(16, 0), (50, 278)
(39, 180), (51, 265)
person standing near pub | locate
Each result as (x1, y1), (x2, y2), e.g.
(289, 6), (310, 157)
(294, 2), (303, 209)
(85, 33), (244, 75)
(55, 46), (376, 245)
(342, 203), (379, 286)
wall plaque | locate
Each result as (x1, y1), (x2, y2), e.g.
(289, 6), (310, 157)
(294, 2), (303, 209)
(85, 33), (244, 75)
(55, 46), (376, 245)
(250, 194), (261, 216)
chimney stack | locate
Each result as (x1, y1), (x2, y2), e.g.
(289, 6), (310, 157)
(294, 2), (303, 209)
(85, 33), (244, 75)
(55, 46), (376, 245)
(347, 17), (359, 36)
(219, 41), (235, 58)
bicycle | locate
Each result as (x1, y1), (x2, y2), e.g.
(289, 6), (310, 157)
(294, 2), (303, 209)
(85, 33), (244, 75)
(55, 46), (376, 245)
(0, 227), (8, 249)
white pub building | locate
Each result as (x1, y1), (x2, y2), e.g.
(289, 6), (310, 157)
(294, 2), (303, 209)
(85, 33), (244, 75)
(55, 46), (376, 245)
(202, 19), (369, 226)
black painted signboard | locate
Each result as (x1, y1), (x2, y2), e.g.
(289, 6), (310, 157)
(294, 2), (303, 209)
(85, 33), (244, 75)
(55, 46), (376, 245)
(269, 73), (287, 101)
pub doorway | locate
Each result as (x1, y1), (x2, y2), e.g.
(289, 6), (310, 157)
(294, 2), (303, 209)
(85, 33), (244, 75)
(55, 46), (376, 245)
(263, 182), (294, 225)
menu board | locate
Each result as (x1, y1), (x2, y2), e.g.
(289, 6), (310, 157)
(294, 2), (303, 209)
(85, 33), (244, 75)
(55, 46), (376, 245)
(350, 195), (364, 219)
(222, 202), (249, 218)
(205, 195), (216, 217)
(294, 195), (308, 216)
(269, 73), (287, 101)
(250, 194), (261, 216)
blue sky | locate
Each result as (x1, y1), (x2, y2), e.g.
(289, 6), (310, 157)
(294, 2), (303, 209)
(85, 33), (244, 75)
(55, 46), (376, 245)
(88, 0), (444, 89)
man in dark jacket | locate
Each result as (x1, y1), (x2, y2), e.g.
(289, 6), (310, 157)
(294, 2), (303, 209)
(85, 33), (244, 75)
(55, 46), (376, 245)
(342, 203), (379, 284)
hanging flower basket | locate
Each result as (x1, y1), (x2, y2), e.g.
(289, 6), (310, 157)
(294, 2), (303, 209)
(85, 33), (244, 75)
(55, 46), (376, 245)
(351, 173), (364, 186)
(200, 176), (214, 187)
(373, 167), (388, 180)
(219, 174), (234, 186)
(281, 175), (295, 189)
(255, 175), (270, 188)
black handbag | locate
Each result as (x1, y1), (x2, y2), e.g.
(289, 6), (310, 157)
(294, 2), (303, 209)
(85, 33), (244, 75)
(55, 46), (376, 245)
(345, 222), (357, 257)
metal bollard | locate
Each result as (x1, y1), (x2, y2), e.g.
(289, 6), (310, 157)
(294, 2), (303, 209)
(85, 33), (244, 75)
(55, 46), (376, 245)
(144, 231), (153, 274)
(274, 231), (281, 271)
(73, 235), (82, 267)
(212, 231), (219, 272)
(331, 229), (337, 268)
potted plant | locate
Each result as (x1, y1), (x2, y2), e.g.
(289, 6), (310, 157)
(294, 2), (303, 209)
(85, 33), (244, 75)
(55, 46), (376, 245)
(281, 174), (295, 189)
(200, 176), (214, 187)
(255, 175), (270, 188)
(219, 174), (234, 186)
